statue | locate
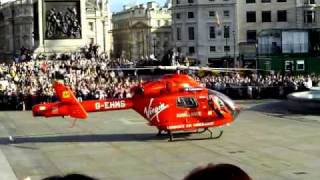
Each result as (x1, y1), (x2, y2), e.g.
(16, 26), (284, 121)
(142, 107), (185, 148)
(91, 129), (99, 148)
(45, 6), (81, 39)
(46, 8), (57, 38)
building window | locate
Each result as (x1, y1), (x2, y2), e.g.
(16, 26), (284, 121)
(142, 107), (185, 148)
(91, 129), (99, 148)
(209, 26), (215, 39)
(296, 60), (305, 71)
(90, 38), (94, 44)
(247, 30), (257, 42)
(176, 0), (180, 4)
(262, 11), (271, 22)
(188, 0), (194, 3)
(188, 12), (194, 19)
(285, 60), (294, 71)
(209, 11), (216, 17)
(188, 27), (195, 40)
(89, 22), (94, 31)
(308, 0), (315, 4)
(247, 11), (256, 22)
(210, 46), (216, 52)
(282, 31), (309, 53)
(277, 0), (286, 2)
(157, 20), (161, 26)
(224, 26), (230, 38)
(261, 0), (271, 2)
(176, 13), (181, 19)
(224, 10), (230, 17)
(177, 27), (181, 40)
(277, 10), (287, 22)
(246, 0), (255, 3)
(189, 47), (195, 54)
(304, 10), (316, 23)
(224, 46), (230, 52)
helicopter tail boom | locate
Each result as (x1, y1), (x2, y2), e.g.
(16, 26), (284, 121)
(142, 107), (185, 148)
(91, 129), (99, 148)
(33, 81), (134, 118)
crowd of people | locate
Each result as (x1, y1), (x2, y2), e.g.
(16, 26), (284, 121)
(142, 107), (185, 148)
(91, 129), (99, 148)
(0, 55), (140, 110)
(198, 73), (319, 99)
(0, 52), (319, 110)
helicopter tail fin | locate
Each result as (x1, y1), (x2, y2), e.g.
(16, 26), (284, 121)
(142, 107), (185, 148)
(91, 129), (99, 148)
(53, 81), (88, 119)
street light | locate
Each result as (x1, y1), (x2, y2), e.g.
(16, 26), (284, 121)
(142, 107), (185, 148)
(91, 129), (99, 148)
(224, 25), (229, 57)
(153, 37), (156, 58)
(233, 30), (236, 68)
(11, 3), (16, 58)
(141, 30), (145, 57)
(256, 43), (259, 70)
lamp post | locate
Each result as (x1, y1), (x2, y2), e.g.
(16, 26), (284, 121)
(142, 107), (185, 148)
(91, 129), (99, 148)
(233, 30), (236, 68)
(95, 7), (97, 45)
(141, 29), (145, 57)
(153, 37), (156, 58)
(224, 25), (229, 57)
(256, 43), (259, 70)
(11, 3), (15, 58)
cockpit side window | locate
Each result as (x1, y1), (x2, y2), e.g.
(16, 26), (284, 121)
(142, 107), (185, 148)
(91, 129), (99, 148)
(177, 97), (198, 108)
(208, 90), (236, 111)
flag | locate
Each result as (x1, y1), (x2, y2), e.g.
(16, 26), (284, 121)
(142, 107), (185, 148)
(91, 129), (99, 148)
(216, 12), (221, 27)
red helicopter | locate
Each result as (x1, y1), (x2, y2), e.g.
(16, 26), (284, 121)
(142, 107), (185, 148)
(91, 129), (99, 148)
(32, 73), (240, 141)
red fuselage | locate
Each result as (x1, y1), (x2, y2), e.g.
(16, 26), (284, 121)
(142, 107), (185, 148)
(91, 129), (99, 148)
(33, 74), (240, 132)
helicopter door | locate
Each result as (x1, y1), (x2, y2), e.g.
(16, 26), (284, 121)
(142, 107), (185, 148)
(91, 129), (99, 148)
(176, 97), (199, 121)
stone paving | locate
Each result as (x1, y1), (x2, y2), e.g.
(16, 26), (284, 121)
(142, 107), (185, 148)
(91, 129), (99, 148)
(0, 100), (319, 180)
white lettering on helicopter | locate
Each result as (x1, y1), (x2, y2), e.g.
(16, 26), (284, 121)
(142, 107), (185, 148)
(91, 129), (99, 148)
(176, 111), (202, 118)
(185, 87), (204, 92)
(167, 122), (214, 130)
(144, 98), (169, 122)
(95, 100), (126, 110)
(198, 96), (207, 99)
(51, 106), (59, 114)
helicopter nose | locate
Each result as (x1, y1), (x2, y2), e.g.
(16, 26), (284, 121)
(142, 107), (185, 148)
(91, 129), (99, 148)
(232, 105), (241, 119)
(32, 105), (46, 117)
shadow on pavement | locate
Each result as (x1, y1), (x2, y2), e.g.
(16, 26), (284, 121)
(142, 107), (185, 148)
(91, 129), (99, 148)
(0, 133), (167, 145)
(248, 100), (290, 114)
(247, 100), (320, 123)
(0, 132), (196, 145)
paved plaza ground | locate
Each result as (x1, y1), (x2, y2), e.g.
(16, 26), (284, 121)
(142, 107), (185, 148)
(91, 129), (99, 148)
(0, 100), (319, 180)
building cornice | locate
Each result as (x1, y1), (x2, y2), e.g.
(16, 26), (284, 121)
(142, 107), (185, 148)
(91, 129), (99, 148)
(172, 3), (236, 9)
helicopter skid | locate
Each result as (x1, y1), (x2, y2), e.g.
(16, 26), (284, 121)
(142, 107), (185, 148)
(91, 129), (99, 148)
(158, 128), (224, 142)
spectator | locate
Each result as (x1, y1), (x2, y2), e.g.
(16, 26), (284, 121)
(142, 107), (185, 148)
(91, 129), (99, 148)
(42, 173), (98, 180)
(184, 163), (252, 180)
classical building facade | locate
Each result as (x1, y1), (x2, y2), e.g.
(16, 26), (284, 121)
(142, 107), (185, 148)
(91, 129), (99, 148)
(112, 1), (172, 59)
(0, 0), (113, 59)
(171, 0), (238, 66)
(84, 0), (113, 54)
(0, 0), (34, 59)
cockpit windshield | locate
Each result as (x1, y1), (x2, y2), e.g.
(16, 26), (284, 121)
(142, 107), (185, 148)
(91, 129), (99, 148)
(208, 90), (236, 112)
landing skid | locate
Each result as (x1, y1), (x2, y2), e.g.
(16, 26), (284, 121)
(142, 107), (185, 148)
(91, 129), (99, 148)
(158, 128), (224, 142)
